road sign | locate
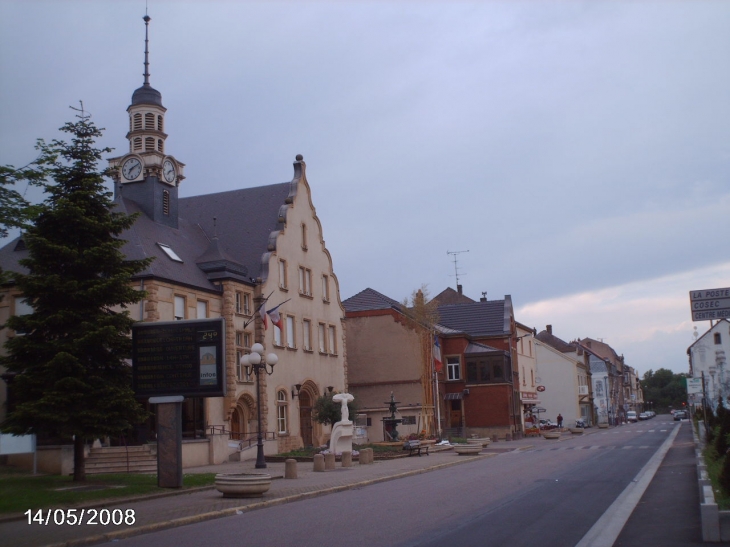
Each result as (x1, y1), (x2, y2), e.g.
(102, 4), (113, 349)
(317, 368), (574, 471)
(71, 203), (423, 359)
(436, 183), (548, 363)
(689, 287), (730, 321)
(686, 377), (703, 395)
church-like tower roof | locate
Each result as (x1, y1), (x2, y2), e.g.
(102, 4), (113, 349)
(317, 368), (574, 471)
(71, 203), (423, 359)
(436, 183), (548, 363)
(131, 15), (162, 107)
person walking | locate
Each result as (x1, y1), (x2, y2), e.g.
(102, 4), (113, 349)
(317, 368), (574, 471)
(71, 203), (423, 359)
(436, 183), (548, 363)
(557, 414), (563, 428)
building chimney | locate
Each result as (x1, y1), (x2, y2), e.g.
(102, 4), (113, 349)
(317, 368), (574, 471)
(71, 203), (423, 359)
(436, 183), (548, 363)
(546, 325), (552, 334)
(457, 284), (462, 295)
(480, 291), (487, 302)
(586, 340), (592, 348)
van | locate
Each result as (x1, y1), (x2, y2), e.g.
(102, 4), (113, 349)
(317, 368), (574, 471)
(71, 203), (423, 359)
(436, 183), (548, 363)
(626, 411), (638, 423)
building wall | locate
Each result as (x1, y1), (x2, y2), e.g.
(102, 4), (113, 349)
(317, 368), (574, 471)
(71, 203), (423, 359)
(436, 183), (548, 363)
(534, 340), (581, 426)
(689, 320), (730, 411)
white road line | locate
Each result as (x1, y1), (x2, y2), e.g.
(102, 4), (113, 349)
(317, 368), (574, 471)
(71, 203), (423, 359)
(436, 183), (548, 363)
(574, 423), (681, 547)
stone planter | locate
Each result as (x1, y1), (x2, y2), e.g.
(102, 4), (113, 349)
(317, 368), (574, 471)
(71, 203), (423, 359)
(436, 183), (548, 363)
(215, 473), (272, 498)
(454, 444), (482, 455)
(542, 431), (561, 440)
(467, 437), (491, 448)
(598, 423), (609, 429)
(569, 428), (584, 435)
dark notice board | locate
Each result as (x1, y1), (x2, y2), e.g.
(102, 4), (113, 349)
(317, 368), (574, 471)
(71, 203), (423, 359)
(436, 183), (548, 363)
(132, 318), (226, 398)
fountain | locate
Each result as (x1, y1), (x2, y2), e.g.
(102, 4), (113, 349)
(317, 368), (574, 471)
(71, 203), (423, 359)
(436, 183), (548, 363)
(381, 392), (403, 441)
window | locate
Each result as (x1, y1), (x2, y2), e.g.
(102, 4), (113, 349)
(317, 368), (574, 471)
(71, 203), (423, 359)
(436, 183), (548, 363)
(401, 416), (416, 425)
(157, 242), (183, 262)
(162, 190), (170, 216)
(302, 319), (312, 351)
(274, 323), (283, 346)
(133, 137), (142, 151)
(235, 292), (243, 314)
(328, 325), (337, 355)
(157, 139), (164, 153)
(298, 266), (312, 296)
(322, 275), (330, 302)
(286, 315), (296, 348)
(279, 259), (288, 289)
(277, 390), (288, 434)
(522, 366), (526, 386)
(133, 113), (142, 131)
(236, 331), (243, 347)
(145, 136), (155, 151)
(196, 300), (208, 319)
(301, 223), (308, 250)
(446, 357), (460, 381)
(13, 296), (33, 335)
(244, 332), (252, 348)
(235, 333), (252, 382)
(243, 293), (251, 315)
(145, 112), (155, 129)
(716, 333), (723, 345)
(466, 356), (510, 384)
(157, 115), (164, 131)
(318, 323), (327, 353)
(174, 295), (185, 320)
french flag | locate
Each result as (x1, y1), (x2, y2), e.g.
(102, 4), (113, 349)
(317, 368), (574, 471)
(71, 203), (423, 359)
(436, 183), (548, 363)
(433, 336), (443, 373)
(267, 302), (284, 331)
(260, 302), (268, 330)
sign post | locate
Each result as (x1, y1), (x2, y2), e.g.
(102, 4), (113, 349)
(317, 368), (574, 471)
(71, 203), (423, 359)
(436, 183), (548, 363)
(689, 287), (730, 322)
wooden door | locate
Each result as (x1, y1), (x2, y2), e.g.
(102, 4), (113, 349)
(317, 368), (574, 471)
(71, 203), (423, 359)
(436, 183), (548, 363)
(299, 391), (314, 447)
(450, 400), (462, 428)
(231, 407), (243, 440)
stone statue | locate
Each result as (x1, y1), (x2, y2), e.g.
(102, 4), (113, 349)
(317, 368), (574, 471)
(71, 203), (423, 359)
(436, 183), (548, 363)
(333, 393), (354, 423)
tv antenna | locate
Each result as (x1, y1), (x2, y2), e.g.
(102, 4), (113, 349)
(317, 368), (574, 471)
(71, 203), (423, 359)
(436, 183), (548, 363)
(447, 250), (469, 287)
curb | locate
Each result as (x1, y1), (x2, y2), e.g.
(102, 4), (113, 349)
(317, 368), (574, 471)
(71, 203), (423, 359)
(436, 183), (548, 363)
(42, 453), (494, 547)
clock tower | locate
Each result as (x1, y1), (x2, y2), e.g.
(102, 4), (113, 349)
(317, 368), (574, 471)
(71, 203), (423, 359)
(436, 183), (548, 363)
(109, 15), (185, 229)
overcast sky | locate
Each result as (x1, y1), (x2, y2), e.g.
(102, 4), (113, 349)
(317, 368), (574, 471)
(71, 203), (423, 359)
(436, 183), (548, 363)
(1, 0), (728, 377)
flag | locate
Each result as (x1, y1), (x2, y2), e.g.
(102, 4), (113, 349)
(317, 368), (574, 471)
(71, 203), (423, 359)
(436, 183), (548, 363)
(260, 301), (268, 330)
(433, 335), (443, 373)
(267, 302), (284, 331)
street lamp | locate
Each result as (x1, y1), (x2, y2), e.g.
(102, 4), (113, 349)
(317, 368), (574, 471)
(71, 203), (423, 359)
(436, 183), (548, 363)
(709, 365), (717, 411)
(240, 343), (278, 469)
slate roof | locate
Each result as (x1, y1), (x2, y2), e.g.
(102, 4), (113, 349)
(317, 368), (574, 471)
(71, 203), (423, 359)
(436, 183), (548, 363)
(0, 182), (291, 293)
(535, 330), (575, 353)
(343, 288), (404, 313)
(464, 341), (504, 354)
(437, 297), (512, 338)
(431, 287), (476, 306)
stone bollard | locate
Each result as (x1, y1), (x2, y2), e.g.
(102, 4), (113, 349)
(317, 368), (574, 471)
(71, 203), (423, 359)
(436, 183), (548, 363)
(313, 454), (325, 472)
(341, 451), (352, 467)
(324, 452), (335, 470)
(505, 433), (512, 442)
(361, 448), (372, 465)
(285, 458), (298, 479)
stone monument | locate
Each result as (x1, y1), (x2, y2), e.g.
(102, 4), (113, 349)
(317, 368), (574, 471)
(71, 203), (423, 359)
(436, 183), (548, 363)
(329, 393), (354, 454)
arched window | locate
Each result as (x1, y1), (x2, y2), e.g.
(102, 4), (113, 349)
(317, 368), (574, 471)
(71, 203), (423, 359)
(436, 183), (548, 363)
(145, 137), (155, 151)
(162, 190), (170, 216)
(157, 139), (164, 152)
(145, 112), (155, 129)
(133, 113), (142, 131)
(157, 115), (164, 131)
(277, 390), (288, 434)
(133, 137), (142, 151)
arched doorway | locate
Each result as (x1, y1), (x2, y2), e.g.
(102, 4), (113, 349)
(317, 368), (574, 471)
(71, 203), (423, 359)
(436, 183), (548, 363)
(299, 390), (314, 447)
(231, 407), (244, 440)
(230, 394), (255, 441)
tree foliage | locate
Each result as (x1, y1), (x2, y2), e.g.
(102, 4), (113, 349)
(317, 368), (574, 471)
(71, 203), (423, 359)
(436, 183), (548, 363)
(640, 368), (688, 413)
(312, 393), (357, 427)
(0, 111), (152, 481)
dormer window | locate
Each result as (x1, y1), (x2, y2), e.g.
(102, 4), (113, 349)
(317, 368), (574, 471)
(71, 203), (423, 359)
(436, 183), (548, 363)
(157, 242), (182, 262)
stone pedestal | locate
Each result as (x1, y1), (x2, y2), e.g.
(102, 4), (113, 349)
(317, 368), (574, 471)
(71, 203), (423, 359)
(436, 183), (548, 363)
(341, 451), (352, 467)
(324, 452), (335, 470)
(313, 454), (325, 472)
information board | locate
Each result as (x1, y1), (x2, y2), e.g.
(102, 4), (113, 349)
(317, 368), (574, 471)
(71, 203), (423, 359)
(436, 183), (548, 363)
(690, 287), (730, 321)
(132, 318), (226, 398)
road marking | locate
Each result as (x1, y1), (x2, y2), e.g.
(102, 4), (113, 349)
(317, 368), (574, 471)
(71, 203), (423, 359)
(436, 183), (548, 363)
(574, 423), (681, 547)
(621, 446), (632, 449)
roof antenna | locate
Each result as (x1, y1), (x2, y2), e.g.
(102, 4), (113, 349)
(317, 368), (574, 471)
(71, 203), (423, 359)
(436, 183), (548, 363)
(447, 249), (469, 287)
(143, 12), (151, 86)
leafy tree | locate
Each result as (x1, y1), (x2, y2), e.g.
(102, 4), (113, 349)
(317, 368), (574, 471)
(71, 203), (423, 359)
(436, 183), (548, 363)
(313, 393), (357, 427)
(640, 368), (689, 413)
(0, 110), (151, 481)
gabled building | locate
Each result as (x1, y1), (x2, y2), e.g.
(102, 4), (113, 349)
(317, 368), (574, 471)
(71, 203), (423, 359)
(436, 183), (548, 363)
(0, 16), (346, 468)
(436, 294), (522, 439)
(534, 325), (592, 427)
(688, 319), (730, 412)
(580, 338), (625, 425)
(343, 288), (438, 441)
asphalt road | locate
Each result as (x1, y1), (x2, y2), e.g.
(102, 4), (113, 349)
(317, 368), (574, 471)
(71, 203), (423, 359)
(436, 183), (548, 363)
(115, 419), (678, 547)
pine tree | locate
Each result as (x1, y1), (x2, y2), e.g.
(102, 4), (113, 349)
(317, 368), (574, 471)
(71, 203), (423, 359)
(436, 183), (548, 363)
(0, 110), (152, 481)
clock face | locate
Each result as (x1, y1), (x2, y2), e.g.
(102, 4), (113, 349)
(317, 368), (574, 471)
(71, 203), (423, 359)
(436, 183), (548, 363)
(162, 160), (176, 183)
(122, 157), (142, 180)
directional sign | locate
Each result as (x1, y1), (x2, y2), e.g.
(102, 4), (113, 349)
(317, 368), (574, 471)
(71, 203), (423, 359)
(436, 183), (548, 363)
(689, 287), (730, 321)
(686, 377), (703, 395)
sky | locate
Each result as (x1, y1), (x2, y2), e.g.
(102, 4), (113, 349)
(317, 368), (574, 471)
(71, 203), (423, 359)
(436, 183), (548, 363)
(1, 0), (728, 377)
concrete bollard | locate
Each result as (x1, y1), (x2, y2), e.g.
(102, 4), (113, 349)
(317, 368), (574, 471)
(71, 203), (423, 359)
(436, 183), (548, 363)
(360, 448), (372, 465)
(285, 458), (298, 479)
(324, 452), (335, 470)
(341, 451), (352, 467)
(313, 453), (325, 472)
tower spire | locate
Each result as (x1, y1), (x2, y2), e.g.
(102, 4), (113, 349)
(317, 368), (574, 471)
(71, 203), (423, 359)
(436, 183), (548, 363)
(143, 14), (151, 86)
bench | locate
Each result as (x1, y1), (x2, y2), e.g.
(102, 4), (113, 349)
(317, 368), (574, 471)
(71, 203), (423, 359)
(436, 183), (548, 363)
(403, 439), (429, 457)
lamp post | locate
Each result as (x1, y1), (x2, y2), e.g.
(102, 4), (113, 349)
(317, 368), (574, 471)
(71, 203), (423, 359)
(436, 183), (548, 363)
(710, 365), (717, 411)
(240, 343), (278, 469)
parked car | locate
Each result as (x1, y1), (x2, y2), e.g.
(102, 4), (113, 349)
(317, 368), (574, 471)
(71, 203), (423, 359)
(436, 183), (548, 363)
(674, 410), (687, 421)
(639, 412), (649, 420)
(627, 411), (638, 423)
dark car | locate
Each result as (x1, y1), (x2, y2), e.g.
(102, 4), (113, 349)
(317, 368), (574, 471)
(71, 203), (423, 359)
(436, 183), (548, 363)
(674, 410), (687, 421)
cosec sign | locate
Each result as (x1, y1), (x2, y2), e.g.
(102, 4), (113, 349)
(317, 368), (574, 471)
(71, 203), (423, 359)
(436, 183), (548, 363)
(690, 287), (730, 321)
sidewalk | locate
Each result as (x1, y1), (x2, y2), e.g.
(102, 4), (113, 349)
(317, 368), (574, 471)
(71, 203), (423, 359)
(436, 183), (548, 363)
(0, 428), (626, 547)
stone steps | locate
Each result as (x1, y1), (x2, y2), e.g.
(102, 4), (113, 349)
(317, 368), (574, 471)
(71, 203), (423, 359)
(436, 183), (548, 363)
(84, 445), (157, 475)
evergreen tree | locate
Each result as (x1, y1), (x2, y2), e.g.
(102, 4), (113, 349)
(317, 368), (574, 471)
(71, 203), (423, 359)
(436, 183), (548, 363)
(0, 110), (151, 481)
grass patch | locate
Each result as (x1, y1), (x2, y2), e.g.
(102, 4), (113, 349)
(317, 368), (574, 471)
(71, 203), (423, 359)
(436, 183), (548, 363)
(0, 468), (216, 514)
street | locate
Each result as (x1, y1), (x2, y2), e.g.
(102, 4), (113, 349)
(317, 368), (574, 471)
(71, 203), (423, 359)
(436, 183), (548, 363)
(114, 418), (683, 547)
